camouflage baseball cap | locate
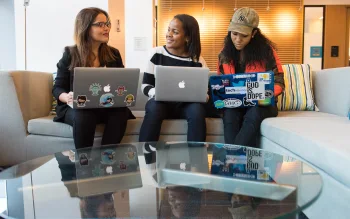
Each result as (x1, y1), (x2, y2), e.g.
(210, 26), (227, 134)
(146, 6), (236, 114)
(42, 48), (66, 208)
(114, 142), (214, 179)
(228, 7), (259, 35)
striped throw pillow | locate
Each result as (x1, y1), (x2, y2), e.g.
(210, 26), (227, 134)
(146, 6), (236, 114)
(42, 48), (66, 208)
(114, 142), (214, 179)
(277, 64), (317, 111)
(49, 72), (57, 115)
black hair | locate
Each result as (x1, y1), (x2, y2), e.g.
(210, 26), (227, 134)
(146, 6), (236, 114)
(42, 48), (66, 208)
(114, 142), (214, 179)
(77, 95), (87, 101)
(174, 14), (201, 61)
(222, 28), (277, 70)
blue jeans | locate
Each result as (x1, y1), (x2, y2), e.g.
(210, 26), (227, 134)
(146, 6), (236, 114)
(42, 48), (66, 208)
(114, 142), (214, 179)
(139, 98), (207, 142)
(222, 105), (278, 147)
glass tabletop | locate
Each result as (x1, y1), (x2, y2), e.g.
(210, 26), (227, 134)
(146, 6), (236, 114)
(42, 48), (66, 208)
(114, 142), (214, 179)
(0, 142), (322, 219)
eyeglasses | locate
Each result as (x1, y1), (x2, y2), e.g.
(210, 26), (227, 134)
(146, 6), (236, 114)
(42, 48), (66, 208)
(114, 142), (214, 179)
(91, 21), (111, 28)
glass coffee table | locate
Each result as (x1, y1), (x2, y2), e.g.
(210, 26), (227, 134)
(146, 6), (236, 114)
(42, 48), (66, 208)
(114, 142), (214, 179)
(0, 142), (322, 219)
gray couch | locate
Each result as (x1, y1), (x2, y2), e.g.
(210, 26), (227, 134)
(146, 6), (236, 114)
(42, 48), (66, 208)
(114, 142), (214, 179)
(0, 66), (349, 218)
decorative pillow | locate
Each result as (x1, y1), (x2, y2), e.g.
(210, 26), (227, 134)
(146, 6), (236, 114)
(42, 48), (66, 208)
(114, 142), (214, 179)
(49, 72), (57, 115)
(277, 64), (317, 111)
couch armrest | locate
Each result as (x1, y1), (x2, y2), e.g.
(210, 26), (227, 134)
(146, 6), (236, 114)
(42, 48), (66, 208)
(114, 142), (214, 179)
(314, 67), (350, 117)
(0, 71), (53, 166)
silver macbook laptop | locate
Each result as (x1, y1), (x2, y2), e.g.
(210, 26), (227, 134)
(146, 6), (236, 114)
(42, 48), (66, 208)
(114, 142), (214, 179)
(154, 66), (209, 102)
(72, 68), (140, 109)
(155, 142), (210, 188)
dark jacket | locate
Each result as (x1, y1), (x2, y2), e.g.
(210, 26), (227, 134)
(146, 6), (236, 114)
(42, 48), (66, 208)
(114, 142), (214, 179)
(52, 46), (135, 122)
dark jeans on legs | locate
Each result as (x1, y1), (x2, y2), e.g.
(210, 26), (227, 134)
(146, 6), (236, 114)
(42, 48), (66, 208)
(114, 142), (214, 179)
(222, 105), (278, 148)
(139, 98), (206, 142)
(63, 107), (129, 149)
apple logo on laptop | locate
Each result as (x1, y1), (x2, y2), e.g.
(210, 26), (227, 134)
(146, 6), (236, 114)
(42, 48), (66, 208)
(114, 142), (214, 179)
(178, 81), (185, 88)
(180, 162), (187, 171)
(104, 84), (111, 92)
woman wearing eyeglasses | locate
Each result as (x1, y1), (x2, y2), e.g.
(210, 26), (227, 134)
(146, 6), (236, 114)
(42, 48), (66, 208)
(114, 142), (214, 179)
(52, 7), (135, 149)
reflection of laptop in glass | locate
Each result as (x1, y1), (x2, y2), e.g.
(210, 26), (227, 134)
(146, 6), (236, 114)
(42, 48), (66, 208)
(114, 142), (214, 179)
(72, 68), (140, 109)
(155, 142), (210, 188)
(154, 66), (209, 102)
(75, 144), (142, 197)
(209, 71), (275, 109)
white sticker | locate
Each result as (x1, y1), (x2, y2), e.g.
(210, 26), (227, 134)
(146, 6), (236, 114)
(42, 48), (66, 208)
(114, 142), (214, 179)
(223, 98), (242, 108)
(225, 86), (247, 94)
(246, 81), (265, 100)
(257, 73), (271, 84)
(246, 148), (265, 170)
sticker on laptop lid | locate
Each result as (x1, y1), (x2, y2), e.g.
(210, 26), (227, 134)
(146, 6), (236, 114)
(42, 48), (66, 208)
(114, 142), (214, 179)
(223, 98), (242, 108)
(246, 81), (265, 100)
(79, 153), (89, 166)
(124, 94), (135, 106)
(100, 93), (115, 107)
(92, 164), (104, 177)
(74, 95), (90, 107)
(222, 79), (230, 86)
(265, 90), (274, 98)
(101, 149), (116, 165)
(214, 100), (225, 109)
(89, 83), (102, 96)
(257, 73), (271, 84)
(126, 147), (136, 160)
(243, 96), (256, 107)
(225, 86), (247, 95)
(257, 169), (270, 181)
(211, 84), (224, 90)
(116, 86), (127, 96)
(119, 161), (127, 170)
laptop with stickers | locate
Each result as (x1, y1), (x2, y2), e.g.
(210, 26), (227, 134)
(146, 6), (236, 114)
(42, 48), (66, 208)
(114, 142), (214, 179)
(72, 67), (140, 109)
(74, 144), (142, 197)
(154, 65), (209, 102)
(209, 71), (275, 109)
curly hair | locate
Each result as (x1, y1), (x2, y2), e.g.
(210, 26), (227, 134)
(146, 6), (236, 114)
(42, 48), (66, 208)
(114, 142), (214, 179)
(221, 28), (277, 70)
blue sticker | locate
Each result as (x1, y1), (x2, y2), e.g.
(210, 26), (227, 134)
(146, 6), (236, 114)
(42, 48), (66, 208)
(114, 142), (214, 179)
(101, 149), (116, 165)
(232, 81), (245, 87)
(100, 93), (115, 107)
(214, 100), (225, 109)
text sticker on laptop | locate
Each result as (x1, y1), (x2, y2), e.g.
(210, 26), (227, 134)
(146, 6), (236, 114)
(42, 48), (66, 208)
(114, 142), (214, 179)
(209, 71), (275, 109)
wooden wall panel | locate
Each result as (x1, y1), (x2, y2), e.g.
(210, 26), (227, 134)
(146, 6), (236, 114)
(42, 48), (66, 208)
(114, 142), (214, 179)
(324, 5), (347, 69)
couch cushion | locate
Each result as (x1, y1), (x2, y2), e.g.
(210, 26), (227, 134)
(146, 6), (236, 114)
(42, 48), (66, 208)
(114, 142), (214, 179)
(277, 111), (338, 118)
(261, 116), (350, 188)
(28, 115), (224, 138)
(277, 64), (317, 111)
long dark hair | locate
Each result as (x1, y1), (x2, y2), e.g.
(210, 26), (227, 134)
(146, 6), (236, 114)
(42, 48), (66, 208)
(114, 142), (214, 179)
(174, 14), (201, 61)
(69, 7), (117, 70)
(222, 28), (277, 69)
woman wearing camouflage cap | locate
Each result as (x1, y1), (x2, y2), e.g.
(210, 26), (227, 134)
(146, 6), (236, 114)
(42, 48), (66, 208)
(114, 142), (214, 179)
(217, 7), (285, 147)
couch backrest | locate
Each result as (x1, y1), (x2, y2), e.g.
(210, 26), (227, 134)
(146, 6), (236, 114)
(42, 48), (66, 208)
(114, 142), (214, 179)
(313, 67), (350, 117)
(129, 72), (149, 111)
(11, 71), (53, 126)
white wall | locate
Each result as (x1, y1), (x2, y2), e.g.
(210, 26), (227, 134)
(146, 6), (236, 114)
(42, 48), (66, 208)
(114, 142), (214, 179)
(0, 0), (16, 70)
(125, 0), (154, 72)
(305, 0), (350, 4)
(303, 7), (324, 71)
(14, 0), (108, 72)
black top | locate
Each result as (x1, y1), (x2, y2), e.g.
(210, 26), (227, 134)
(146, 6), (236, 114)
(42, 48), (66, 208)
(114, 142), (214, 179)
(52, 46), (134, 122)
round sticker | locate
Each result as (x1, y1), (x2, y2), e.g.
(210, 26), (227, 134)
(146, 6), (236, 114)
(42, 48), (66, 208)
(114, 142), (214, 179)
(101, 149), (116, 165)
(100, 93), (115, 107)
